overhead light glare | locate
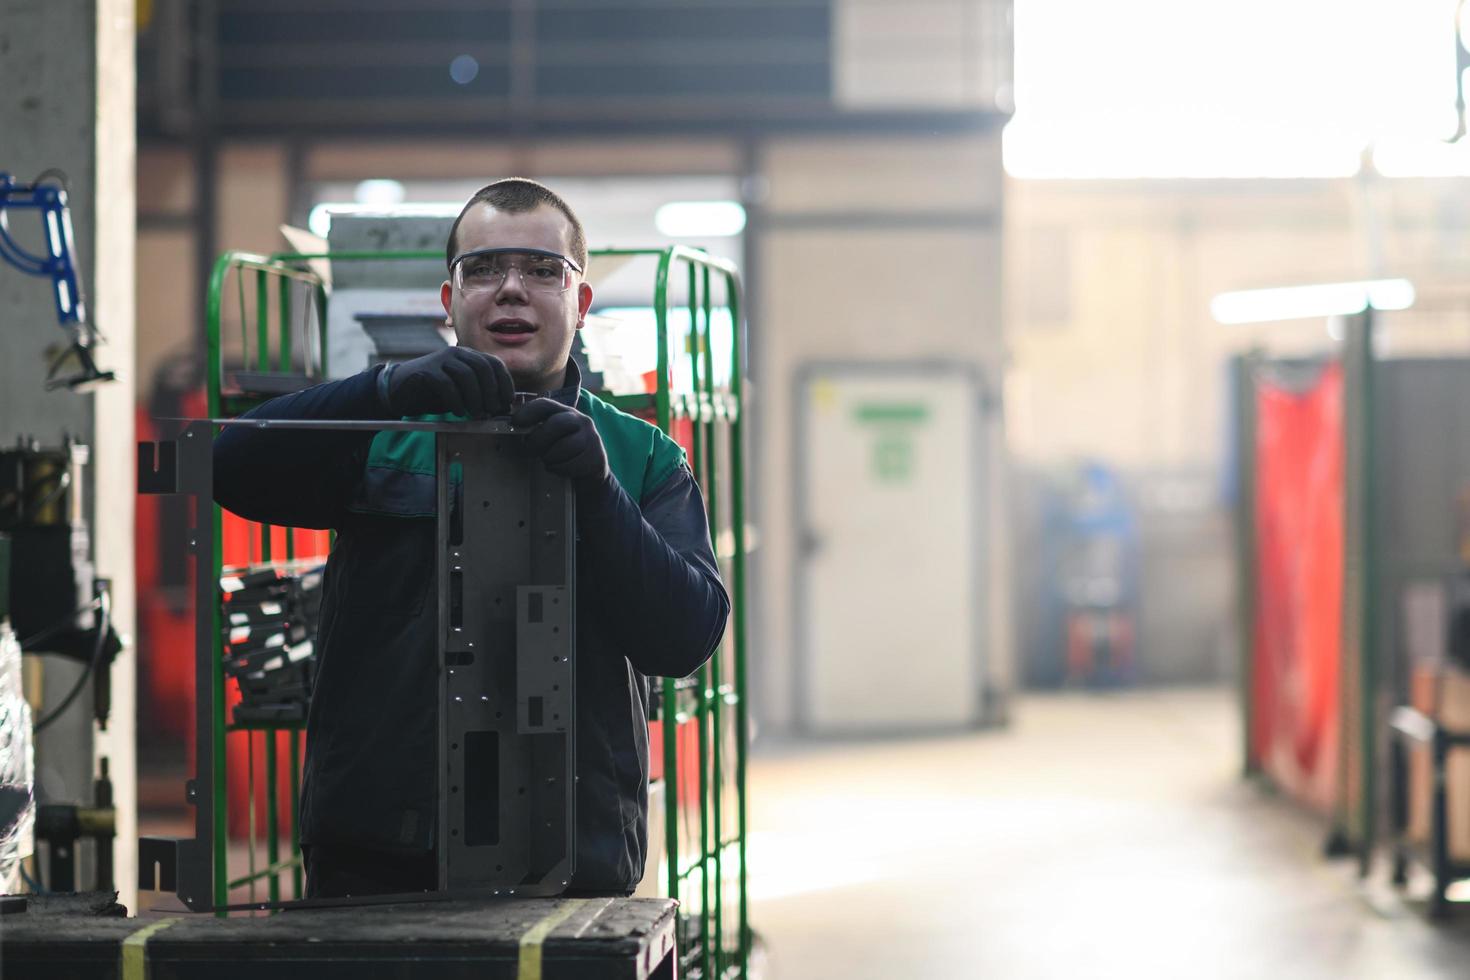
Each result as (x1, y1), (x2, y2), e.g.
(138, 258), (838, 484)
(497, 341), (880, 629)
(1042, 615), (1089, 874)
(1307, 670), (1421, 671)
(354, 179), (406, 206)
(449, 54), (479, 85)
(655, 201), (746, 238)
(1211, 278), (1415, 324)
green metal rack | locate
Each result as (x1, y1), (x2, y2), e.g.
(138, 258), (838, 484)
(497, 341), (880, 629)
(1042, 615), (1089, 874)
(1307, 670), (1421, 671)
(203, 245), (751, 976)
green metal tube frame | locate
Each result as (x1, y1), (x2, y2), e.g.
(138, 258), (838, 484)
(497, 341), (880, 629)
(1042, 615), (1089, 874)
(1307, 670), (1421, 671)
(205, 250), (333, 909)
(204, 245), (752, 973)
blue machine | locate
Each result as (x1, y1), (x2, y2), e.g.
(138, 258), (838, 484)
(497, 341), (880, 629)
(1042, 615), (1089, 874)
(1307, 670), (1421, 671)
(1026, 460), (1140, 688)
(1057, 461), (1139, 686)
(0, 171), (114, 390)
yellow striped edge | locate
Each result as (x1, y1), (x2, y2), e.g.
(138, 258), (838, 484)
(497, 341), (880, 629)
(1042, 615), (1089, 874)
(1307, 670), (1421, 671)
(517, 899), (591, 980)
(121, 916), (182, 980)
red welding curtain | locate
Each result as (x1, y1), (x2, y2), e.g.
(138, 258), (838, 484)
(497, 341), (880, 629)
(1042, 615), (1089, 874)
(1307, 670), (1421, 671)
(1251, 363), (1344, 814)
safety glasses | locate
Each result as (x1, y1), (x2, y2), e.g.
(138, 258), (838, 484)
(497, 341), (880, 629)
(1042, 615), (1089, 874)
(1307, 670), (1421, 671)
(449, 247), (582, 294)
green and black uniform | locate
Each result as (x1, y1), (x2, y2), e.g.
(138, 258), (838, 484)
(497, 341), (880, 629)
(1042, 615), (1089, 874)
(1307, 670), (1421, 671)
(213, 360), (729, 896)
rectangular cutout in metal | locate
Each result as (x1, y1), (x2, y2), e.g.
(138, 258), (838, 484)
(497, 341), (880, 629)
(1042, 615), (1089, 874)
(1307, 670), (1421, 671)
(449, 568), (463, 629)
(528, 696), (544, 728)
(449, 461), (464, 545)
(463, 731), (500, 847)
(136, 441), (178, 494)
(528, 591), (543, 624)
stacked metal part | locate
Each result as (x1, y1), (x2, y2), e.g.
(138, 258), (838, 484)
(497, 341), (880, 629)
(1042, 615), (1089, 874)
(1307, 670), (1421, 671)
(0, 534), (35, 893)
(220, 565), (323, 725)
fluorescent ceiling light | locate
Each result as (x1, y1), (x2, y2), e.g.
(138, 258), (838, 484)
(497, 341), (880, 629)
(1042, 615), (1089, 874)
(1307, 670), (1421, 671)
(1211, 278), (1415, 324)
(354, 179), (406, 206)
(654, 201), (746, 238)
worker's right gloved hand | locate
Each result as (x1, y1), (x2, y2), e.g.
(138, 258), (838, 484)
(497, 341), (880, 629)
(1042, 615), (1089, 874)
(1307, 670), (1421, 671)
(379, 347), (514, 419)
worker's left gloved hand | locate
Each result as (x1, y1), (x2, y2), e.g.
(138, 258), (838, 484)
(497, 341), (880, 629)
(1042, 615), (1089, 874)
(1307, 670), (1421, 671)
(512, 398), (609, 487)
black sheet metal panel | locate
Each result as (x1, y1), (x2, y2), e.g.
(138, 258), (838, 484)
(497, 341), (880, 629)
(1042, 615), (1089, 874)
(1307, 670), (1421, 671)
(437, 429), (575, 894)
(136, 423), (216, 912)
(135, 418), (574, 913)
(0, 897), (678, 980)
(1369, 358), (1470, 741)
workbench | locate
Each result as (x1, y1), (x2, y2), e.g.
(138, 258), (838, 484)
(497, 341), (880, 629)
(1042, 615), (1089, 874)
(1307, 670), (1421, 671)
(0, 894), (677, 980)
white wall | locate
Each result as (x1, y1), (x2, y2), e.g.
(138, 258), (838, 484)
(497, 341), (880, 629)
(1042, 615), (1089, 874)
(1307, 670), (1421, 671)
(754, 131), (1009, 730)
(1004, 175), (1470, 476)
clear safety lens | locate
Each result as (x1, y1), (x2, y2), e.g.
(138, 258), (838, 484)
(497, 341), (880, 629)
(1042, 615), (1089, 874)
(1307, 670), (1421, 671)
(453, 251), (575, 293)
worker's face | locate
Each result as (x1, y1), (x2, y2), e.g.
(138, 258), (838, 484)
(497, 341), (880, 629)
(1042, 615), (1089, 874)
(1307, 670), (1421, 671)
(440, 204), (593, 393)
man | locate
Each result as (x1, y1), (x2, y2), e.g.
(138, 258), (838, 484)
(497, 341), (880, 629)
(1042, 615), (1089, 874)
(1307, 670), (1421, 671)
(214, 178), (729, 898)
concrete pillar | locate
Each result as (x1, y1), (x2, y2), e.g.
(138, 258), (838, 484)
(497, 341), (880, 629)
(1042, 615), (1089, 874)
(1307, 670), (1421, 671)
(0, 0), (136, 911)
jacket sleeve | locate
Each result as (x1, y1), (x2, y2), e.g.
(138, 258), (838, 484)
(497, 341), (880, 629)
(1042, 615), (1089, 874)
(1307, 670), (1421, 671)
(575, 464), (730, 678)
(213, 366), (393, 530)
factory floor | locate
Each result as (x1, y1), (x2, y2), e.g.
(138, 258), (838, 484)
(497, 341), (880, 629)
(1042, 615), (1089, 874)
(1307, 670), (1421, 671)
(745, 687), (1470, 980)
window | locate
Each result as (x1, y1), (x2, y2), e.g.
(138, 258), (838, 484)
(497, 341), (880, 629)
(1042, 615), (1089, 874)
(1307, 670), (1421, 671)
(1004, 0), (1462, 178)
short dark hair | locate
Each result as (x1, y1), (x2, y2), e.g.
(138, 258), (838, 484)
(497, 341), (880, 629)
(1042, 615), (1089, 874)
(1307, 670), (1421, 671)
(445, 178), (588, 272)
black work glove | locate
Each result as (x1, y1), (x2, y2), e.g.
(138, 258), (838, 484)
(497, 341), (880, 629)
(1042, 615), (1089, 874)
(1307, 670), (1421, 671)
(380, 347), (514, 419)
(512, 398), (609, 486)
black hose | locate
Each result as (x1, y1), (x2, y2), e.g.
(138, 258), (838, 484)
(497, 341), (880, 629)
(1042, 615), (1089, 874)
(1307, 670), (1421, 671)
(16, 596), (104, 652)
(33, 589), (109, 734)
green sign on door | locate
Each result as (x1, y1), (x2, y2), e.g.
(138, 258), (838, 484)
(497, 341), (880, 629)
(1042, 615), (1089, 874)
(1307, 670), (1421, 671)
(853, 401), (929, 484)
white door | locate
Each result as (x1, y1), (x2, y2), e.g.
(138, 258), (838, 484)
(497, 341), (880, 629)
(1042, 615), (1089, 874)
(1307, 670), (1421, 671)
(798, 365), (983, 732)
